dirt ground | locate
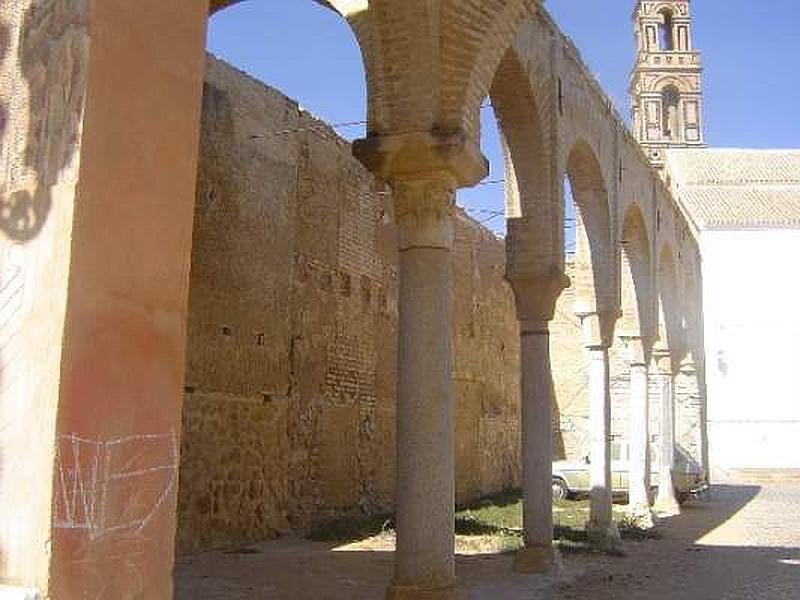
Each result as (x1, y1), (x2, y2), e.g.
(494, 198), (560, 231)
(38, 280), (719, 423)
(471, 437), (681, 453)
(174, 481), (800, 599)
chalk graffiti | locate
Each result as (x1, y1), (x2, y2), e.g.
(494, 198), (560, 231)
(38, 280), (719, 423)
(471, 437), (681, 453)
(53, 431), (179, 540)
(1, 245), (25, 338)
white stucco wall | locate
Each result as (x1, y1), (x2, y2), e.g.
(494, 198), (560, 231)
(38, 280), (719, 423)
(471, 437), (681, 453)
(701, 228), (800, 475)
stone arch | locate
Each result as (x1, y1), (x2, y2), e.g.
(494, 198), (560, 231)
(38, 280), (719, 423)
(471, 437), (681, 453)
(455, 1), (539, 142)
(210, 0), (361, 17)
(490, 46), (561, 269)
(345, 0), (534, 148)
(619, 203), (655, 342)
(207, 0), (371, 128)
(652, 75), (690, 95)
(565, 140), (615, 317)
(657, 243), (685, 363)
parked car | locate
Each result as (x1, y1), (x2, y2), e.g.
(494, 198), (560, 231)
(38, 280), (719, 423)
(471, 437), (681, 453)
(552, 442), (707, 503)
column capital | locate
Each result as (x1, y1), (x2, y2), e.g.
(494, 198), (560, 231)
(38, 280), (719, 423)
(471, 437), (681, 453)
(390, 172), (457, 251)
(618, 334), (655, 366)
(652, 347), (674, 375)
(352, 129), (488, 188)
(578, 311), (619, 349)
(678, 354), (698, 375)
(507, 268), (570, 324)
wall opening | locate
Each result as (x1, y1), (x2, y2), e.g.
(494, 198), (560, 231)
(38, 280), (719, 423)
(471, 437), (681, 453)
(661, 85), (680, 140)
(458, 100), (507, 235)
(658, 9), (675, 51)
(206, 1), (367, 139)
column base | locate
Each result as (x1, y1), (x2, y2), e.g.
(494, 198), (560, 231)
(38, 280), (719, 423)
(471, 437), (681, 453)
(586, 521), (624, 555)
(513, 544), (558, 574)
(653, 495), (681, 517)
(627, 503), (658, 529)
(386, 584), (459, 600)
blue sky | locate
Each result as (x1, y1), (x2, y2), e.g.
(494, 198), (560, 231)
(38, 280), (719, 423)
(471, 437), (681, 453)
(207, 1), (800, 235)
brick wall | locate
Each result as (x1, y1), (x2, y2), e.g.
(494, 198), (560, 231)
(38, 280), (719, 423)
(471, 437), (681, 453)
(175, 56), (521, 554)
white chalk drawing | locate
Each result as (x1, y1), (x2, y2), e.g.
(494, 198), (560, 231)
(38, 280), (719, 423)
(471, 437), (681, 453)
(0, 244), (26, 385)
(53, 430), (179, 540)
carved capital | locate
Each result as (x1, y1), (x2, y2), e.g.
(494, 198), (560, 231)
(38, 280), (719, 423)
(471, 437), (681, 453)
(619, 334), (655, 366)
(578, 311), (619, 349)
(652, 347), (674, 375)
(392, 172), (456, 251)
(678, 354), (697, 375)
(352, 130), (488, 187)
(507, 268), (570, 323)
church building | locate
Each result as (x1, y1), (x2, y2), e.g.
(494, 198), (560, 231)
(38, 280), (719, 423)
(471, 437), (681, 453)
(631, 0), (800, 477)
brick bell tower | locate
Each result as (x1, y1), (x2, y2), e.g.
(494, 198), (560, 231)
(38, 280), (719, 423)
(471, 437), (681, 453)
(630, 0), (705, 168)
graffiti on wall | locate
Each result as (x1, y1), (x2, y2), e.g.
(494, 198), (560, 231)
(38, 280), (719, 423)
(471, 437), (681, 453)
(53, 430), (179, 540)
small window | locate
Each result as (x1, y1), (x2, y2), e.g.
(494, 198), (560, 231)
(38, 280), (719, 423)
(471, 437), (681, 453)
(658, 9), (675, 51)
(661, 85), (680, 140)
(611, 442), (624, 461)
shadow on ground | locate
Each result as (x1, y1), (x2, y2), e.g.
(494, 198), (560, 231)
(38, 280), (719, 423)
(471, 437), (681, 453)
(559, 483), (800, 600)
(174, 483), (800, 599)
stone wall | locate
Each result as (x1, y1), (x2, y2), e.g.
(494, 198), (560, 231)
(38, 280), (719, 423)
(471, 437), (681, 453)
(175, 56), (521, 554)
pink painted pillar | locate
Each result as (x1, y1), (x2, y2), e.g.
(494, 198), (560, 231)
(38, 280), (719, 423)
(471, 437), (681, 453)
(0, 1), (209, 597)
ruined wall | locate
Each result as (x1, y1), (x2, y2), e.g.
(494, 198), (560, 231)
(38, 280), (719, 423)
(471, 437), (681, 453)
(176, 56), (520, 554)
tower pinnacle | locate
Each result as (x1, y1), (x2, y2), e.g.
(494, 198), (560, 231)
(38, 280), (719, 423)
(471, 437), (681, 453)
(630, 1), (705, 168)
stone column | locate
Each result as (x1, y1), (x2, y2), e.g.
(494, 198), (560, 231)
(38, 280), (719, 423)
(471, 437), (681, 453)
(623, 336), (654, 526)
(581, 313), (622, 552)
(676, 354), (708, 486)
(653, 350), (680, 515)
(389, 172), (458, 597)
(0, 1), (209, 597)
(506, 270), (569, 574)
(354, 131), (488, 600)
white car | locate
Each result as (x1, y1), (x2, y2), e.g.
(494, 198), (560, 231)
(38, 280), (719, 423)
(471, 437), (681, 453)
(552, 442), (707, 503)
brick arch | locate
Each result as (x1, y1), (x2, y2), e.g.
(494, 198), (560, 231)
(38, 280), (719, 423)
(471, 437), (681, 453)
(565, 140), (616, 317)
(490, 47), (560, 269)
(355, 1), (535, 142)
(209, 0), (357, 16)
(620, 203), (655, 342)
(456, 0), (538, 141)
(657, 243), (685, 363)
(205, 0), (372, 140)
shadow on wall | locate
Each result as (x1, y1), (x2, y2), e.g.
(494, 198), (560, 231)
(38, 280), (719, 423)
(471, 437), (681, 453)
(0, 0), (87, 242)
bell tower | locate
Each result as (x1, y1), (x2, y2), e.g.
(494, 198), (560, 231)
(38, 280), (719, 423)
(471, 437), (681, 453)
(630, 1), (705, 168)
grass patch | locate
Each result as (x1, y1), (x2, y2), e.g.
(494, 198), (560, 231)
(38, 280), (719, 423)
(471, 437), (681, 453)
(617, 514), (663, 541)
(456, 489), (523, 533)
(306, 513), (394, 543)
(305, 489), (660, 549)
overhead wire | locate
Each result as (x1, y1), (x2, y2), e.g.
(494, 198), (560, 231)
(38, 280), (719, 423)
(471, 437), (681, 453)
(246, 97), (583, 243)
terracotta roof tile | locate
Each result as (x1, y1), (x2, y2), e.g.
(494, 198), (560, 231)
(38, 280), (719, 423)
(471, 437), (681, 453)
(666, 149), (800, 229)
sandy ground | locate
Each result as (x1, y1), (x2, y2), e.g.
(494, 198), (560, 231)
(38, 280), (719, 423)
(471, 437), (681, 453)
(174, 481), (800, 599)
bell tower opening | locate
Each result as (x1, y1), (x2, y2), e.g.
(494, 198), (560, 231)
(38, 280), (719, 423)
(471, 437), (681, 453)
(630, 0), (705, 169)
(661, 85), (680, 140)
(658, 9), (675, 51)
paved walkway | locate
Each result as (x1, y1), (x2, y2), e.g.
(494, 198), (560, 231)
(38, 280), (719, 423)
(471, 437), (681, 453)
(174, 481), (800, 599)
(561, 482), (800, 600)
